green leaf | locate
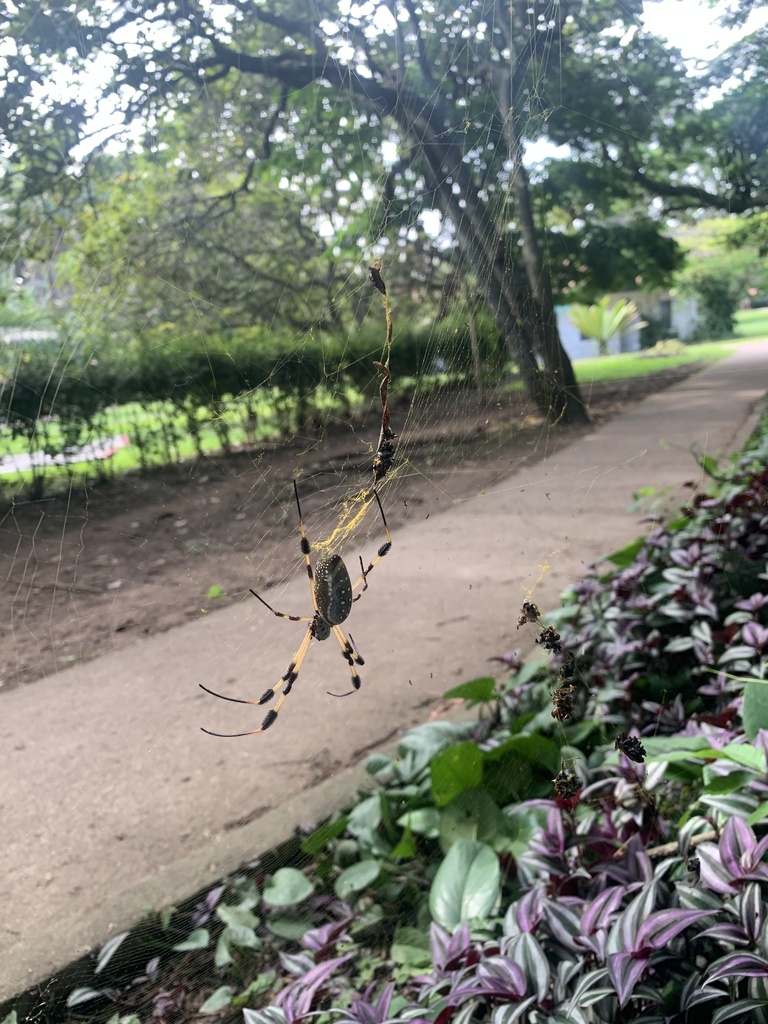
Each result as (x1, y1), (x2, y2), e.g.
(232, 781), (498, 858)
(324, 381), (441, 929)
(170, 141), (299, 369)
(497, 805), (551, 858)
(396, 807), (440, 837)
(720, 743), (767, 772)
(429, 839), (500, 930)
(443, 677), (497, 705)
(604, 538), (645, 570)
(743, 682), (768, 740)
(335, 859), (381, 900)
(1, 1014), (17, 1024)
(66, 989), (103, 1008)
(366, 754), (392, 778)
(233, 972), (278, 1007)
(701, 771), (754, 796)
(301, 816), (349, 855)
(221, 923), (261, 950)
(439, 790), (504, 851)
(266, 914), (315, 940)
(263, 867), (314, 907)
(172, 927), (210, 951)
(95, 931), (131, 974)
(747, 800), (768, 826)
(430, 741), (483, 807)
(398, 721), (472, 764)
(206, 584), (226, 599)
(482, 734), (561, 804)
(216, 904), (259, 929)
(159, 906), (176, 931)
(347, 795), (382, 837)
(390, 927), (432, 968)
(199, 986), (234, 1013)
(389, 830), (418, 859)
(695, 454), (720, 479)
(215, 932), (232, 968)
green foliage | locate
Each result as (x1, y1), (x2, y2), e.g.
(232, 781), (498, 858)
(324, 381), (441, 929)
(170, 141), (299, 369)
(262, 868), (314, 908)
(680, 260), (743, 339)
(199, 987), (235, 1014)
(443, 676), (499, 707)
(742, 682), (768, 741)
(335, 860), (381, 901)
(676, 218), (768, 340)
(736, 307), (768, 338)
(637, 338), (687, 357)
(0, 272), (56, 330)
(0, 315), (483, 497)
(428, 840), (500, 930)
(430, 743), (484, 807)
(545, 214), (685, 301)
(568, 297), (647, 356)
(730, 209), (768, 257)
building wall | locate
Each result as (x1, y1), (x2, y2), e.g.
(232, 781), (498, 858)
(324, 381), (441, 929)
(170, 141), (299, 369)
(670, 296), (698, 340)
(555, 306), (640, 362)
(556, 290), (699, 361)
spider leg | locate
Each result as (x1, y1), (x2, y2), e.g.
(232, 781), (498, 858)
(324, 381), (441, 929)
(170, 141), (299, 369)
(200, 627), (314, 736)
(294, 479), (320, 612)
(352, 555), (368, 600)
(351, 489), (392, 598)
(249, 588), (314, 622)
(327, 625), (364, 697)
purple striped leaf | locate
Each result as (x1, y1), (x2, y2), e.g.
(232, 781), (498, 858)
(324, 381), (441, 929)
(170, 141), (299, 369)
(607, 952), (649, 1008)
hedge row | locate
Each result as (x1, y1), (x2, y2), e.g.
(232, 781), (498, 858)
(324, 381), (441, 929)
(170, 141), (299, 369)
(0, 322), (506, 496)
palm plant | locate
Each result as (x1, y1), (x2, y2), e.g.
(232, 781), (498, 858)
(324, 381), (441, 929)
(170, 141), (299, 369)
(569, 296), (647, 356)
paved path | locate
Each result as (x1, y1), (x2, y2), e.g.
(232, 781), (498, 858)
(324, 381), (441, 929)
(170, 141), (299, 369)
(3, 341), (768, 1001)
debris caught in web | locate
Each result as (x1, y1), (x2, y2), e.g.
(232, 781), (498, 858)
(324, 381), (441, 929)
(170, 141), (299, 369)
(369, 258), (397, 485)
(614, 732), (647, 764)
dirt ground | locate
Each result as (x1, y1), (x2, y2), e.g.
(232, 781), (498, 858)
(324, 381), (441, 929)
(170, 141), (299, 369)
(0, 369), (698, 692)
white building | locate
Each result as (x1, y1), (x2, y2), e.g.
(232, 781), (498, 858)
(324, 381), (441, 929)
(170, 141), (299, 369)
(556, 290), (698, 361)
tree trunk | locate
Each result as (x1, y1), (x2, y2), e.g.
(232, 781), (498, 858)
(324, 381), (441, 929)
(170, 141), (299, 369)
(461, 277), (484, 403)
(391, 89), (588, 423)
(498, 37), (589, 426)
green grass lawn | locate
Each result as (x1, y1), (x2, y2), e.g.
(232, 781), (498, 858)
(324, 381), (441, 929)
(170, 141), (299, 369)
(573, 339), (734, 385)
(735, 306), (768, 339)
(574, 310), (768, 385)
(0, 392), (308, 496)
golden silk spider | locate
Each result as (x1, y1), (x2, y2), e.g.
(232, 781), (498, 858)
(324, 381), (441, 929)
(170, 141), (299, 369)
(199, 480), (392, 737)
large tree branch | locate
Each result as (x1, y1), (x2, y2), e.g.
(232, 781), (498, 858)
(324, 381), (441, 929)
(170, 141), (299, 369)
(629, 163), (756, 213)
(600, 142), (759, 213)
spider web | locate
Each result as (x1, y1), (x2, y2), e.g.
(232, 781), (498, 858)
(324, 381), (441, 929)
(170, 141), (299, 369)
(0, 2), (753, 1021)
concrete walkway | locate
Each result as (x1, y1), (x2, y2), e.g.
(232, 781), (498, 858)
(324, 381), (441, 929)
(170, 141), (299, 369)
(3, 341), (768, 1002)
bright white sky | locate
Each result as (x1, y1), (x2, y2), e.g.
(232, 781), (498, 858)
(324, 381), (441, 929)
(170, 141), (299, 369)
(643, 0), (768, 58)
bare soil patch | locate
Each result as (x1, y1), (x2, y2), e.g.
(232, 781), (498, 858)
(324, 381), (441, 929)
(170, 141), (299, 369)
(0, 369), (696, 691)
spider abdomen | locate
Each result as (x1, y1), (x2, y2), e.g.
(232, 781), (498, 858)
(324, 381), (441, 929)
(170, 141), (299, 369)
(314, 554), (353, 626)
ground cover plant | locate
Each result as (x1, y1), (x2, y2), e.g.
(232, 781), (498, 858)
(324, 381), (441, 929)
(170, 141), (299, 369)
(7, 395), (768, 1024)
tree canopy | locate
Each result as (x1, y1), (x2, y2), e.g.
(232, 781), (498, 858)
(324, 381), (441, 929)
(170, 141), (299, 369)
(1, 1), (767, 421)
